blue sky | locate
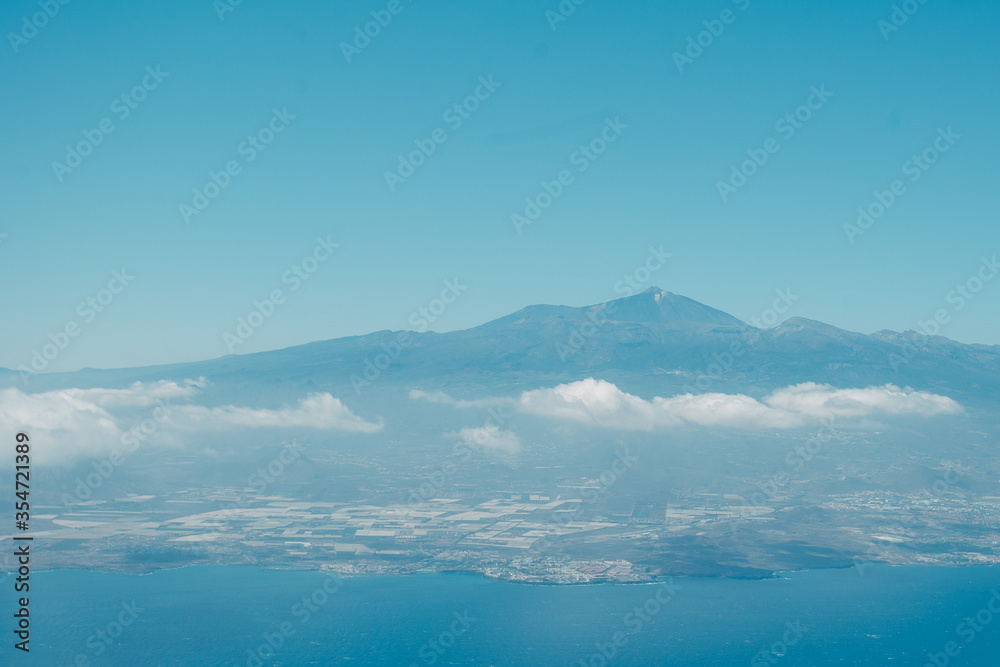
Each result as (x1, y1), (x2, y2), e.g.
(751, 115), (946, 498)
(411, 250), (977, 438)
(2, 0), (998, 372)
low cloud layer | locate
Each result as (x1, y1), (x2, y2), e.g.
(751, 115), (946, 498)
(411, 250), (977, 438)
(0, 381), (382, 464)
(175, 393), (383, 432)
(517, 379), (799, 430)
(55, 379), (206, 408)
(763, 382), (961, 420)
(413, 379), (962, 431)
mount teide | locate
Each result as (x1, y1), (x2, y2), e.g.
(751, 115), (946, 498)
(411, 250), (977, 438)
(4, 288), (998, 407)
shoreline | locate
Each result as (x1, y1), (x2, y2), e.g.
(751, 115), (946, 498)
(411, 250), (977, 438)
(12, 560), (998, 586)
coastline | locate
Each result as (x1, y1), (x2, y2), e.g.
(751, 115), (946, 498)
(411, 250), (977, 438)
(15, 559), (998, 586)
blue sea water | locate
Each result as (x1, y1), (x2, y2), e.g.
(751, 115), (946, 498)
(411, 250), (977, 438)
(3, 565), (999, 666)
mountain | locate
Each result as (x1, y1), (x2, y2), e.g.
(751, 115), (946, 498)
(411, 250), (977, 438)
(4, 287), (999, 408)
(484, 288), (746, 330)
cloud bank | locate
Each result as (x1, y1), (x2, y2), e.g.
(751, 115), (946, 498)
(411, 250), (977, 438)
(763, 382), (961, 420)
(413, 378), (962, 431)
(175, 392), (383, 432)
(0, 381), (382, 464)
(453, 423), (522, 456)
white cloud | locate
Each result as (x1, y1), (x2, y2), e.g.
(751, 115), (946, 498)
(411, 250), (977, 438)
(519, 378), (676, 430)
(653, 391), (804, 429)
(764, 382), (962, 420)
(0, 386), (122, 464)
(510, 379), (961, 431)
(413, 390), (521, 459)
(0, 381), (382, 465)
(59, 379), (205, 408)
(453, 423), (522, 456)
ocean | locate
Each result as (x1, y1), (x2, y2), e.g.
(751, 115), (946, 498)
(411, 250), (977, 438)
(5, 564), (999, 666)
